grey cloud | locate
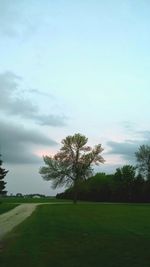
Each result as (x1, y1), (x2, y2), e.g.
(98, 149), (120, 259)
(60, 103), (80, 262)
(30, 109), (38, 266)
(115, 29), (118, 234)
(0, 120), (57, 164)
(29, 89), (54, 98)
(0, 0), (38, 38)
(137, 131), (150, 140)
(0, 71), (67, 127)
(107, 140), (138, 161)
(0, 71), (20, 105)
(0, 1), (18, 37)
(121, 121), (138, 132)
(107, 130), (150, 162)
(36, 114), (66, 127)
(8, 97), (37, 118)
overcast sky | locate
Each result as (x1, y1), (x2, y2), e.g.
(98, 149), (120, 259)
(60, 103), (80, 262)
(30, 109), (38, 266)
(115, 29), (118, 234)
(1, 0), (150, 195)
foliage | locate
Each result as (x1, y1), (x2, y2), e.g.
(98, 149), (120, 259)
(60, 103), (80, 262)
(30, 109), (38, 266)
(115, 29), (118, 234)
(0, 196), (70, 203)
(114, 165), (136, 182)
(0, 154), (8, 196)
(114, 165), (136, 201)
(40, 133), (104, 203)
(135, 145), (150, 180)
(57, 165), (150, 203)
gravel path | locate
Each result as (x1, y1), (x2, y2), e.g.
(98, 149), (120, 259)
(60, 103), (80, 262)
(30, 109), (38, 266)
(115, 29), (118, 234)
(0, 202), (70, 241)
(0, 204), (39, 240)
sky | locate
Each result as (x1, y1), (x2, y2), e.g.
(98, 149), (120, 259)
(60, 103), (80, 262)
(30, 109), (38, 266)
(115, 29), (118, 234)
(0, 0), (150, 195)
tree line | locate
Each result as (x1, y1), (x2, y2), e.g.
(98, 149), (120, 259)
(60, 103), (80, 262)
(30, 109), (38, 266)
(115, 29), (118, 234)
(40, 134), (150, 203)
(56, 166), (150, 203)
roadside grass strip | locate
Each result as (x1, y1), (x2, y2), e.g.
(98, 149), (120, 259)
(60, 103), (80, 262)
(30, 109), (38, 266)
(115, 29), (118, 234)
(1, 204), (150, 267)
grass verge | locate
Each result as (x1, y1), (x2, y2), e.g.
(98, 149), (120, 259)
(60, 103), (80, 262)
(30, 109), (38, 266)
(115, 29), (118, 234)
(1, 203), (150, 267)
(0, 197), (70, 203)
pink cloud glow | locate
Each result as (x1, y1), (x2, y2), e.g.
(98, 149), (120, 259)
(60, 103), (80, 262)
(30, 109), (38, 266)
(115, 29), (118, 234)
(34, 148), (56, 158)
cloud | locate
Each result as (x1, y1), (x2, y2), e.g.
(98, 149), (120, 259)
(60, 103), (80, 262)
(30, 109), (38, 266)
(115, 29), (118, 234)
(28, 89), (54, 98)
(107, 130), (150, 162)
(0, 120), (57, 164)
(36, 114), (66, 127)
(0, 71), (67, 127)
(121, 121), (138, 132)
(0, 0), (38, 38)
(137, 130), (150, 140)
(0, 1), (18, 37)
(107, 140), (137, 161)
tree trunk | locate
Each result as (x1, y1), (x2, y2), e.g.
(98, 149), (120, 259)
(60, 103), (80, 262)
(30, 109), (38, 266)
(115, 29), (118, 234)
(73, 190), (77, 204)
(73, 180), (78, 204)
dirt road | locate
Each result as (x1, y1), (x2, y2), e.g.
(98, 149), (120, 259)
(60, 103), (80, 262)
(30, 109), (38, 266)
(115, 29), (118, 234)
(0, 204), (38, 240)
(0, 202), (70, 241)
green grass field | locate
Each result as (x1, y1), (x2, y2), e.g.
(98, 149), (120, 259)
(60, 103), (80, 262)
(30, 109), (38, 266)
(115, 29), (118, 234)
(0, 196), (70, 203)
(1, 203), (150, 267)
(0, 203), (19, 215)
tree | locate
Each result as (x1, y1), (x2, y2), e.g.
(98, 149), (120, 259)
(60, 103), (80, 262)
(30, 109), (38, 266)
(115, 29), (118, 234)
(0, 154), (8, 196)
(114, 165), (136, 201)
(56, 173), (114, 202)
(115, 165), (136, 182)
(135, 145), (150, 180)
(133, 174), (145, 202)
(40, 133), (105, 203)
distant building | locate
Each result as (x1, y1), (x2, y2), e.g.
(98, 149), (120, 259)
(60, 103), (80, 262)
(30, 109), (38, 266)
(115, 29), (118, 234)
(16, 193), (23, 197)
(32, 195), (42, 198)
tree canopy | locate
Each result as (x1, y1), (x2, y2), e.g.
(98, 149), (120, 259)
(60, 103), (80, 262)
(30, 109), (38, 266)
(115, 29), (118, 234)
(135, 145), (150, 180)
(40, 133), (105, 203)
(0, 154), (8, 196)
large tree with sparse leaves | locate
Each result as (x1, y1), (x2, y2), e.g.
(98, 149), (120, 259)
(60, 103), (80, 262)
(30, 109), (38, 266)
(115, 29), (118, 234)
(40, 133), (105, 203)
(135, 145), (150, 180)
(0, 154), (8, 196)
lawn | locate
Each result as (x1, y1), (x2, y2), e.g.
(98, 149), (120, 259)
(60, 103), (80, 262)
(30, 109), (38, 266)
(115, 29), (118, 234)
(1, 203), (150, 267)
(0, 196), (70, 203)
(0, 203), (19, 215)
